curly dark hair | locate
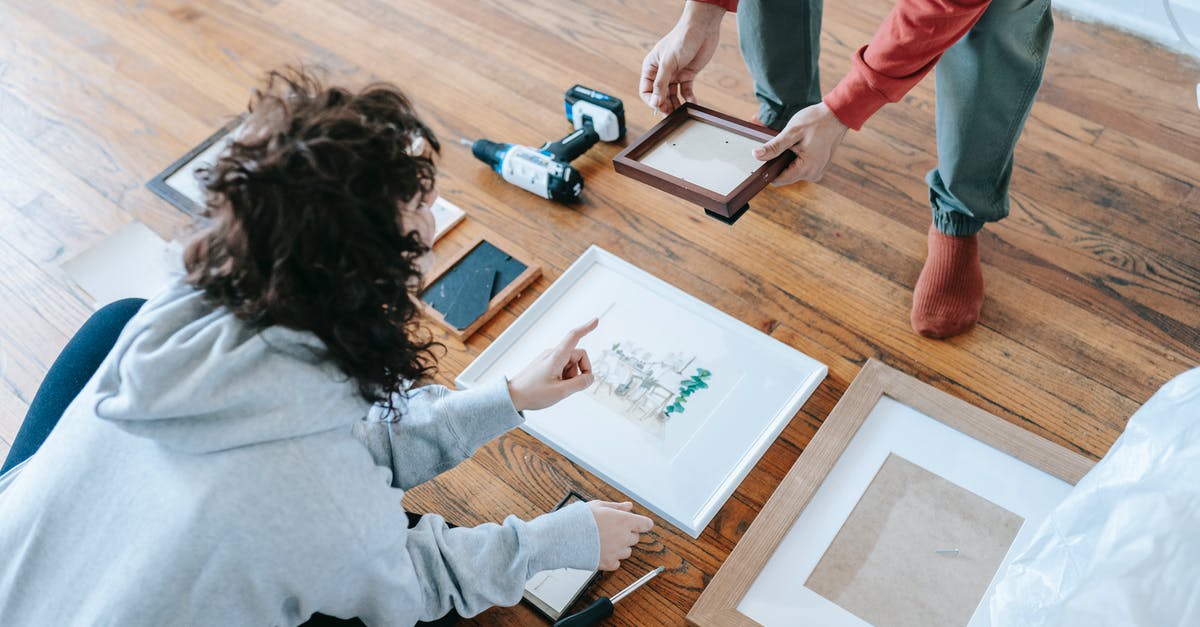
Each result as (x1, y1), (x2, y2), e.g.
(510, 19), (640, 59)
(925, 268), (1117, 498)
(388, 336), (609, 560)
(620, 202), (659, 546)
(184, 67), (441, 408)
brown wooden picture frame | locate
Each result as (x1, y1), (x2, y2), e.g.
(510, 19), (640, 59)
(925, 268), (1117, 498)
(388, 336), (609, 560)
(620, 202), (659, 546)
(687, 359), (1095, 626)
(418, 234), (541, 341)
(612, 103), (795, 224)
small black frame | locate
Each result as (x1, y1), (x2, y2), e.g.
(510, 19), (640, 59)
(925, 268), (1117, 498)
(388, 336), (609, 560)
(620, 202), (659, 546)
(146, 114), (246, 216)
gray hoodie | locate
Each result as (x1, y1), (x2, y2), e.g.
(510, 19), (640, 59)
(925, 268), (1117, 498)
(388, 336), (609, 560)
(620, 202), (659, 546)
(0, 279), (599, 626)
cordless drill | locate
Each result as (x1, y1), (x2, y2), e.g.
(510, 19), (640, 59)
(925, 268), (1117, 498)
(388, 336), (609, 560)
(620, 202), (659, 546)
(465, 85), (625, 203)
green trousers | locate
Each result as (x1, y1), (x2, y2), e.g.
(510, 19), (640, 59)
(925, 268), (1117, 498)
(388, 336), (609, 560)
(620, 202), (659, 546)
(737, 0), (1054, 235)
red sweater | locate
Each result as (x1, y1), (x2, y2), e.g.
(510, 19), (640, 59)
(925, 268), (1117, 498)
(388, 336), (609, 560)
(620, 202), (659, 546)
(698, 0), (991, 130)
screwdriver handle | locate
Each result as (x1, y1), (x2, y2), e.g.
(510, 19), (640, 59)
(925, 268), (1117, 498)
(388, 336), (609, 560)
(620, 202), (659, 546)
(552, 598), (613, 627)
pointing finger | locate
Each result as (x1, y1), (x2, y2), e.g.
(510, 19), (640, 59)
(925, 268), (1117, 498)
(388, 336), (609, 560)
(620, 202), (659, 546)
(554, 318), (599, 359)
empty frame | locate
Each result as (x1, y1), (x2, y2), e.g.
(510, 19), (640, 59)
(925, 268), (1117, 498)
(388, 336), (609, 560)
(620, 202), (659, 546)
(613, 103), (795, 224)
(688, 360), (1095, 627)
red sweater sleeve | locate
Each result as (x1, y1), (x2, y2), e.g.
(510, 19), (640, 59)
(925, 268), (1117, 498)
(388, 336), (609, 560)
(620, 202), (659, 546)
(693, 0), (738, 12)
(825, 0), (991, 130)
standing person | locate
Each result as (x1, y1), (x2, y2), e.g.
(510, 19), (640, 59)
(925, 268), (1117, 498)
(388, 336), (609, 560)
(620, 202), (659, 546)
(640, 0), (1053, 338)
(0, 68), (652, 626)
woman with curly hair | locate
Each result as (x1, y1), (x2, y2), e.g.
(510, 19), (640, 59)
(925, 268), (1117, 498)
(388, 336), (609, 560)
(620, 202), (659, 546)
(0, 69), (651, 626)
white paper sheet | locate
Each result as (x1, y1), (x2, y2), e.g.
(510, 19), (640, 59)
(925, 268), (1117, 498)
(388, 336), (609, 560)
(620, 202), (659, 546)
(61, 222), (182, 307)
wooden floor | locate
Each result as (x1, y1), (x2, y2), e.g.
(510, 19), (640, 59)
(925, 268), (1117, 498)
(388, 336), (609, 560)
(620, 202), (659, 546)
(1, 0), (1197, 624)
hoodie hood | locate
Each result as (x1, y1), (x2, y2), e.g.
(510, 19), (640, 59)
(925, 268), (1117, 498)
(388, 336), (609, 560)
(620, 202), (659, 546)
(92, 280), (371, 453)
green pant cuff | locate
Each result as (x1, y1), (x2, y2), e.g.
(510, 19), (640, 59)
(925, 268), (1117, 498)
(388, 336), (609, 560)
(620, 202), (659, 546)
(933, 210), (985, 237)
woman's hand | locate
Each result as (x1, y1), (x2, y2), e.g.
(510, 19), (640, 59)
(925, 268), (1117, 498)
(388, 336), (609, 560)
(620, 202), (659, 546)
(753, 101), (849, 185)
(507, 318), (598, 413)
(589, 501), (654, 571)
(639, 1), (726, 115)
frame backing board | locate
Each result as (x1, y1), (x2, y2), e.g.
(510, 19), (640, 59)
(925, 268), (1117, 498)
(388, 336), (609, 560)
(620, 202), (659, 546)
(456, 246), (827, 537)
(688, 360), (1095, 626)
(419, 235), (540, 341)
(613, 103), (795, 222)
(804, 453), (1023, 626)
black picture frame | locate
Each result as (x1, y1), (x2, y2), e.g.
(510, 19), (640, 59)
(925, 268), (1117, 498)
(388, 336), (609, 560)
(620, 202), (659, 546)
(146, 114), (246, 216)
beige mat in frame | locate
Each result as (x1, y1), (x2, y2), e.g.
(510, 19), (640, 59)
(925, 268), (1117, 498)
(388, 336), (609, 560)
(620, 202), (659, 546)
(805, 453), (1023, 626)
(686, 359), (1095, 627)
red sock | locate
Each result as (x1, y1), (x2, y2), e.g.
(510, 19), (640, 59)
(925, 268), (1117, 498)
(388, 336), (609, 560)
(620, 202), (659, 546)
(910, 224), (984, 338)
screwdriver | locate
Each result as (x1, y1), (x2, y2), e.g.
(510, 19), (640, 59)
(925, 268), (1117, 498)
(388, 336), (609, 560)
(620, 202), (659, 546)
(552, 566), (664, 626)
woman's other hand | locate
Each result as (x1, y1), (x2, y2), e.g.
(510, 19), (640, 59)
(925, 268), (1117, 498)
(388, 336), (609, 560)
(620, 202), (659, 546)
(588, 501), (654, 571)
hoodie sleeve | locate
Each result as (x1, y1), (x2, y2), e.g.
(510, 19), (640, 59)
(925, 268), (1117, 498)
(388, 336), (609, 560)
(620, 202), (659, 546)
(353, 378), (523, 490)
(308, 440), (601, 626)
(398, 503), (600, 620)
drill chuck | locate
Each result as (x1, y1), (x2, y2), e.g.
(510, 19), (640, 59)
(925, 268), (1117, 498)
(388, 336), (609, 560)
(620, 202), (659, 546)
(470, 139), (509, 171)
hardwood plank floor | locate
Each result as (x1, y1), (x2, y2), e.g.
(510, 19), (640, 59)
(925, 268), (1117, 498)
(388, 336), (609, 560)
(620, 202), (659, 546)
(0, 1), (1196, 624)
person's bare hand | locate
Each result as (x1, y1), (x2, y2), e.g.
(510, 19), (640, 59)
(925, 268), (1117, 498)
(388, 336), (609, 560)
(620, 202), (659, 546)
(588, 501), (654, 571)
(507, 319), (598, 412)
(639, 1), (726, 115)
(753, 102), (849, 185)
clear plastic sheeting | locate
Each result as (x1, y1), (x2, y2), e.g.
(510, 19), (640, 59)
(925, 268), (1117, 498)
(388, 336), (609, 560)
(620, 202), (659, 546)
(990, 366), (1200, 626)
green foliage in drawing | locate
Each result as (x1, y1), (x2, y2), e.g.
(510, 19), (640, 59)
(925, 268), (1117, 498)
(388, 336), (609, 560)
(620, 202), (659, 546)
(665, 368), (712, 416)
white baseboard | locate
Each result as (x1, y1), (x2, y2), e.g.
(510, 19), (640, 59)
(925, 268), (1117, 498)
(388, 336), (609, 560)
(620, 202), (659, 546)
(1054, 0), (1200, 58)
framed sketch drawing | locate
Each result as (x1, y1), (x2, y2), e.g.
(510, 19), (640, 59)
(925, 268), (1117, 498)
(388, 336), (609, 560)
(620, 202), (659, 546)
(147, 116), (246, 216)
(612, 103), (795, 224)
(457, 246), (827, 537)
(687, 360), (1095, 627)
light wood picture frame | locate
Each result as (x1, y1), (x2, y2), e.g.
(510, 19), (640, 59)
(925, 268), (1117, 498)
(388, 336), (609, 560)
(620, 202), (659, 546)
(418, 234), (541, 341)
(612, 103), (795, 224)
(687, 359), (1095, 627)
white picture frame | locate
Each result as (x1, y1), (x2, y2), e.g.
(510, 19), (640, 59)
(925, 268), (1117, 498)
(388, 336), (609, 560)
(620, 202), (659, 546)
(457, 246), (827, 537)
